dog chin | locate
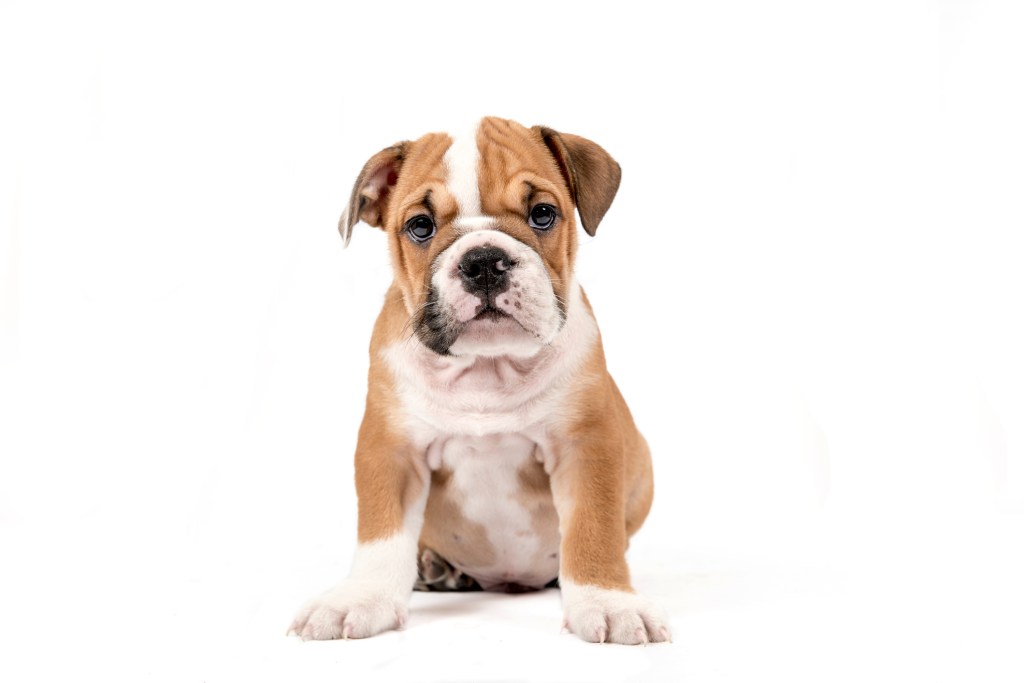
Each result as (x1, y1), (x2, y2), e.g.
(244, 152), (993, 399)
(447, 314), (545, 358)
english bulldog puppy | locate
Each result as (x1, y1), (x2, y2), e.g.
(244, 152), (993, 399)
(289, 117), (669, 645)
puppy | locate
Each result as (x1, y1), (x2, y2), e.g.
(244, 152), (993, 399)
(289, 117), (669, 645)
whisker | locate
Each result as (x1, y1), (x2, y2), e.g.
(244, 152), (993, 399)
(402, 298), (435, 341)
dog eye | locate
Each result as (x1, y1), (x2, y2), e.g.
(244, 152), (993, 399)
(405, 215), (436, 243)
(528, 204), (557, 230)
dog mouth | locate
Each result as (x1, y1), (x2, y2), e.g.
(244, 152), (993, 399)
(466, 303), (524, 333)
(472, 304), (511, 322)
(416, 293), (537, 356)
(416, 295), (517, 355)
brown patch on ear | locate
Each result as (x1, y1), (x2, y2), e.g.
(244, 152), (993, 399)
(338, 142), (407, 247)
(535, 127), (621, 236)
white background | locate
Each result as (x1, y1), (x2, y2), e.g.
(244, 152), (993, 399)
(2, 1), (1023, 681)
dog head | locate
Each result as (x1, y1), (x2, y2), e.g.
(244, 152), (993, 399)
(340, 117), (620, 358)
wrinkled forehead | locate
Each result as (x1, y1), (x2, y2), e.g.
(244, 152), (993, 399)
(391, 118), (569, 227)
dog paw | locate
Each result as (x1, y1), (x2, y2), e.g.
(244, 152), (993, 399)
(288, 582), (408, 640)
(561, 582), (671, 645)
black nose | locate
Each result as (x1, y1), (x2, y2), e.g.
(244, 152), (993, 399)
(459, 246), (515, 295)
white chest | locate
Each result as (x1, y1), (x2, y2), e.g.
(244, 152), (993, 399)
(436, 432), (539, 519)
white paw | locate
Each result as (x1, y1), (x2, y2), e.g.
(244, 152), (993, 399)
(288, 581), (408, 640)
(561, 581), (672, 645)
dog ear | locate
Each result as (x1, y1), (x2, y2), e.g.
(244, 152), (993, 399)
(338, 143), (406, 247)
(534, 127), (621, 236)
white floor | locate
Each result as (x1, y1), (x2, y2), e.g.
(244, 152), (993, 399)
(2, 492), (1021, 682)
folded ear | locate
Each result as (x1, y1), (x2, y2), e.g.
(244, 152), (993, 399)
(338, 142), (406, 247)
(534, 127), (621, 236)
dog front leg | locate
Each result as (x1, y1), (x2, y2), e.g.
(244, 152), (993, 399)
(550, 437), (671, 645)
(290, 416), (428, 640)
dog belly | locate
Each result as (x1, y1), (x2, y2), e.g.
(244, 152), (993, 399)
(419, 433), (561, 590)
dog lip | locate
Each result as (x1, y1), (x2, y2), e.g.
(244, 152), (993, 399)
(464, 306), (536, 340)
(473, 306), (508, 322)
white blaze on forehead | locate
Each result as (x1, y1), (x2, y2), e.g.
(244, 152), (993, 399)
(453, 215), (497, 231)
(443, 120), (483, 218)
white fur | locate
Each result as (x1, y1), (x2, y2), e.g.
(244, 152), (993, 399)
(289, 490), (428, 640)
(453, 215), (497, 232)
(443, 120), (483, 218)
(431, 433), (559, 589)
(560, 580), (672, 645)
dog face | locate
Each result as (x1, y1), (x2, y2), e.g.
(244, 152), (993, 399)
(339, 117), (621, 357)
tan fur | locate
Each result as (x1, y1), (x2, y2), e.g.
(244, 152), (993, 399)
(476, 118), (580, 306)
(551, 327), (654, 590)
(354, 285), (430, 542)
